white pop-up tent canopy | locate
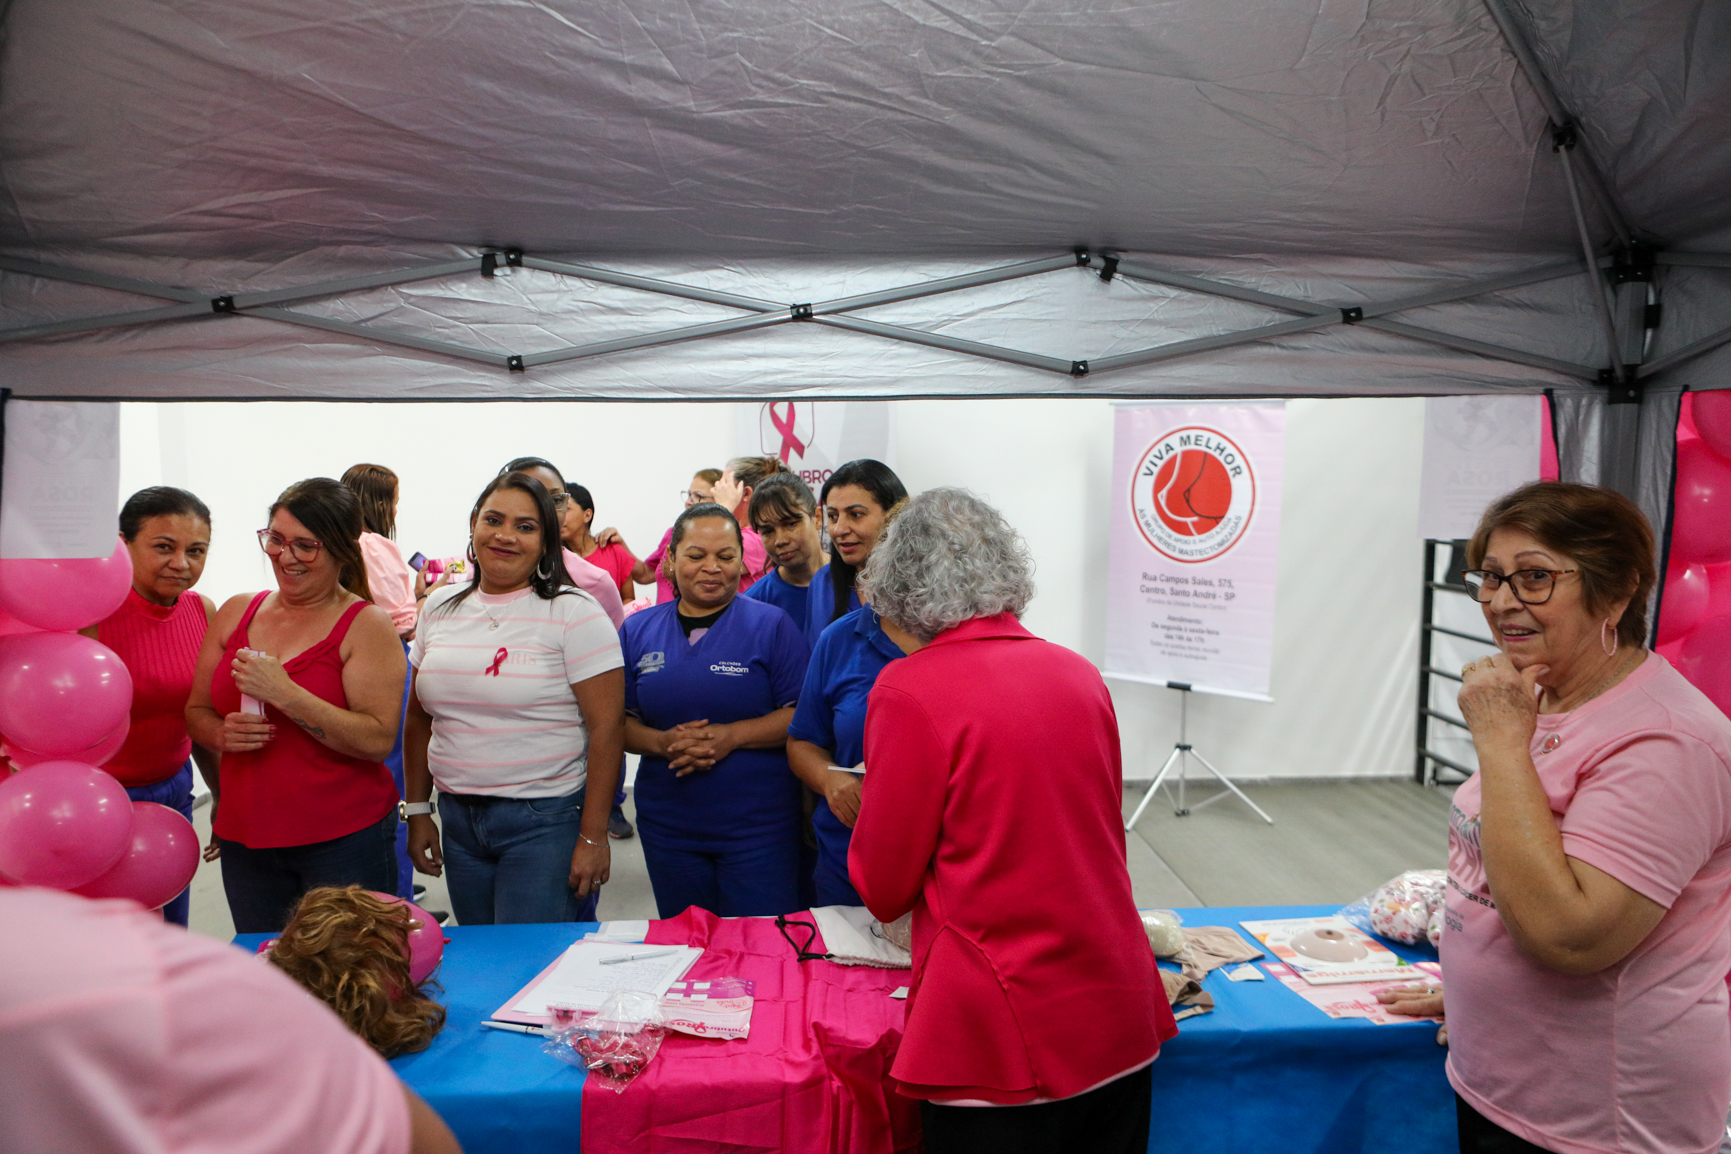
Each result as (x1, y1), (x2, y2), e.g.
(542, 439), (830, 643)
(1, 0), (1729, 536)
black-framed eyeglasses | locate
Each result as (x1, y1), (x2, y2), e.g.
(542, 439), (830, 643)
(257, 529), (324, 563)
(1462, 568), (1578, 605)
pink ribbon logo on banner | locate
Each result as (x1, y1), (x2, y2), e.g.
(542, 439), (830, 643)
(769, 402), (806, 463)
(484, 648), (508, 676)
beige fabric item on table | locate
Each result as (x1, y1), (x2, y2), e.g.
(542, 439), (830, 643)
(1159, 969), (1215, 1021)
(1173, 925), (1264, 982)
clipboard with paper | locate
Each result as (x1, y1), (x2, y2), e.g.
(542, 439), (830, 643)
(491, 941), (703, 1025)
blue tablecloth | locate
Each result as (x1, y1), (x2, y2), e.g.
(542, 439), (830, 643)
(238, 905), (1454, 1154)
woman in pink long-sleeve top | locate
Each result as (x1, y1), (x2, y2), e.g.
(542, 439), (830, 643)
(848, 488), (1174, 1154)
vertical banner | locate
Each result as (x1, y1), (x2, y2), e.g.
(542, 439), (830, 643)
(733, 401), (894, 490)
(1105, 402), (1285, 701)
(1417, 395), (1541, 540)
(0, 400), (120, 559)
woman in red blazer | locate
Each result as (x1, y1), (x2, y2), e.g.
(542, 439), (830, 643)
(848, 488), (1175, 1154)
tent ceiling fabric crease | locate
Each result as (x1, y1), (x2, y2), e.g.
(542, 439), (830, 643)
(0, 0), (1726, 403)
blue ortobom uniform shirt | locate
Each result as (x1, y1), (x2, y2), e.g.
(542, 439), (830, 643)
(742, 567), (816, 646)
(787, 606), (906, 901)
(804, 564), (863, 649)
(621, 597), (811, 845)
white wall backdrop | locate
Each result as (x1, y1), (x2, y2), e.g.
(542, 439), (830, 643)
(116, 395), (1426, 780)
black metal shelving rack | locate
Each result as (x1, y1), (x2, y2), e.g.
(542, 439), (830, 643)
(1415, 539), (1498, 785)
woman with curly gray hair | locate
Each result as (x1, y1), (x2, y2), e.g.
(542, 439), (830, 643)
(848, 489), (1173, 1154)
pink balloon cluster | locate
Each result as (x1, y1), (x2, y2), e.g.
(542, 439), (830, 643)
(0, 537), (198, 910)
(1659, 392), (1731, 717)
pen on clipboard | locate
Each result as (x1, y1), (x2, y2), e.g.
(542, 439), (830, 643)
(481, 1020), (545, 1037)
(599, 948), (680, 966)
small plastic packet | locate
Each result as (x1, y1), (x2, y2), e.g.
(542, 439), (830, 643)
(661, 977), (756, 1041)
(541, 990), (668, 1092)
(1339, 869), (1447, 946)
(1140, 909), (1186, 958)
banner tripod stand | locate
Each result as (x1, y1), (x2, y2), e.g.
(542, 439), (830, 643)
(1125, 682), (1274, 832)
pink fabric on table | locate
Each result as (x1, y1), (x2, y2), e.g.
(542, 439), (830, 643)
(652, 525), (771, 605)
(360, 532), (418, 635)
(580, 907), (921, 1154)
(1444, 654), (1731, 1154)
(0, 887), (409, 1154)
(562, 547), (626, 627)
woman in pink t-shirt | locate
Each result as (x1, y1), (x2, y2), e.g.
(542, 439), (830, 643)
(561, 482), (638, 601)
(1386, 483), (1731, 1154)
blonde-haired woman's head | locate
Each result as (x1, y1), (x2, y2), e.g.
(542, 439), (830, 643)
(267, 886), (446, 1058)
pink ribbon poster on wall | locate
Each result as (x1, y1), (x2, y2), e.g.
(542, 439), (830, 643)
(1105, 401), (1285, 701)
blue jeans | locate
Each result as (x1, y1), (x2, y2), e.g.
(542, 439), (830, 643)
(438, 787), (597, 924)
(638, 826), (801, 919)
(384, 641), (415, 900)
(126, 762), (195, 927)
(219, 808), (400, 934)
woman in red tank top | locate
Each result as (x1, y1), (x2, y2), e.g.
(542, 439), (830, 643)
(186, 479), (408, 934)
(72, 488), (219, 927)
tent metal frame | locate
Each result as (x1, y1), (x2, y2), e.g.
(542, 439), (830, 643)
(1, 246), (1682, 385)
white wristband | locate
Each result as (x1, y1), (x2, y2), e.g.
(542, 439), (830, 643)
(401, 801), (436, 817)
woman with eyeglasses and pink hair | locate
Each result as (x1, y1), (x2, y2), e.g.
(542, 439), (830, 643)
(185, 478), (408, 934)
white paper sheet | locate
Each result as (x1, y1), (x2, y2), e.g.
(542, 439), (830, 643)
(510, 942), (701, 1015)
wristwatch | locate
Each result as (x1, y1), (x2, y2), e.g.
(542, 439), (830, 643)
(401, 800), (436, 818)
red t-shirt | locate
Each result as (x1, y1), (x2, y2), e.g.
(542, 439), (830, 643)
(581, 540), (638, 600)
(98, 588), (209, 787)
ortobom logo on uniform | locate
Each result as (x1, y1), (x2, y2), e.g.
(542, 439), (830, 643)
(638, 651), (666, 674)
(1130, 425), (1257, 564)
(709, 661), (750, 677)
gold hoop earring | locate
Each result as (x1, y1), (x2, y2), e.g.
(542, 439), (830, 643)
(1601, 618), (1618, 657)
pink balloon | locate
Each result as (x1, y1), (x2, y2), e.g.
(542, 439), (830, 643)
(1671, 439), (1731, 566)
(72, 802), (199, 909)
(0, 606), (38, 639)
(1657, 562), (1712, 642)
(368, 891), (446, 985)
(1676, 616), (1731, 718)
(0, 537), (132, 632)
(1696, 391), (1731, 461)
(0, 631), (133, 756)
(0, 761), (134, 889)
(6, 718), (130, 769)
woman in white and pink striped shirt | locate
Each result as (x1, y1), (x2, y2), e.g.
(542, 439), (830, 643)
(402, 471), (625, 924)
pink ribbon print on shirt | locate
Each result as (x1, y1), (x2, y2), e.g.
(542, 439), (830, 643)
(484, 647), (508, 676)
(769, 402), (806, 463)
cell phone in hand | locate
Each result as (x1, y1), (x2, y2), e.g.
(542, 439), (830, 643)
(408, 552), (428, 571)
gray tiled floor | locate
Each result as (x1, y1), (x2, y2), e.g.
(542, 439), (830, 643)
(190, 779), (1455, 940)
(1123, 778), (1455, 907)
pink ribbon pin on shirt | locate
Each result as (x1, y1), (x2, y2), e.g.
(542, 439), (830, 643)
(485, 647), (508, 676)
(769, 402), (805, 462)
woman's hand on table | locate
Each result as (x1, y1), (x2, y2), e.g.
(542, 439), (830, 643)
(569, 837), (610, 898)
(407, 814), (443, 877)
(1458, 653), (1544, 755)
(1377, 983), (1447, 1045)
(822, 767), (864, 827)
(218, 711), (274, 753)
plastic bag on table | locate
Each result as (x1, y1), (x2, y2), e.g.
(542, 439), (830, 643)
(661, 977), (756, 1041)
(1339, 869), (1447, 946)
(541, 990), (668, 1092)
(1139, 909), (1186, 958)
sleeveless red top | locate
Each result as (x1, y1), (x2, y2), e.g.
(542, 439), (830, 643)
(97, 588), (210, 787)
(209, 592), (397, 848)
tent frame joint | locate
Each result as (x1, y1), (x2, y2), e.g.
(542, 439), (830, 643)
(1340, 306), (1363, 324)
(1600, 368), (1642, 404)
(507, 355), (525, 372)
(1070, 359), (1089, 378)
(210, 295), (236, 314)
(790, 303), (813, 321)
(1097, 254), (1120, 283)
